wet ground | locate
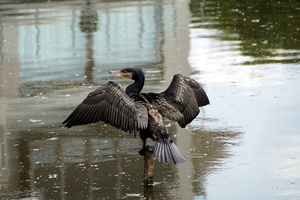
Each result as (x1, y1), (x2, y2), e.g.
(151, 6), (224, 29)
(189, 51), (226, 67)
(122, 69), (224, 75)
(1, 0), (300, 199)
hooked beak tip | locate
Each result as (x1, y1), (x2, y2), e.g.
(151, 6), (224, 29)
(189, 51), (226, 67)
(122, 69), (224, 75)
(109, 70), (122, 75)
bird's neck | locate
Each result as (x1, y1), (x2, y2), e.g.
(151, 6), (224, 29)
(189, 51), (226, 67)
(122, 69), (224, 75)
(126, 75), (144, 94)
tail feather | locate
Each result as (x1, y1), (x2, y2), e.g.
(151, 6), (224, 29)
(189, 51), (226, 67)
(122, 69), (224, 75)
(154, 140), (186, 164)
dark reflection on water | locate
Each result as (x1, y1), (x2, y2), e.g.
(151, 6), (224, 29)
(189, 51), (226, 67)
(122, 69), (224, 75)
(16, 134), (144, 199)
(190, 0), (300, 63)
(0, 123), (242, 199)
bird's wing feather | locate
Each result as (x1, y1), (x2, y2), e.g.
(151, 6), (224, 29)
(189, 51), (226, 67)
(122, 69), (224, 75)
(141, 92), (184, 122)
(160, 74), (209, 128)
(63, 81), (148, 135)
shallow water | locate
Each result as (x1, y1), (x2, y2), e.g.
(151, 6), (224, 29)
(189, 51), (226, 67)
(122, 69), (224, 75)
(1, 0), (300, 199)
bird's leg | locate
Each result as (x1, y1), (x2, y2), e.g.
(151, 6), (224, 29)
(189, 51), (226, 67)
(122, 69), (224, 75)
(138, 140), (146, 156)
(139, 139), (154, 156)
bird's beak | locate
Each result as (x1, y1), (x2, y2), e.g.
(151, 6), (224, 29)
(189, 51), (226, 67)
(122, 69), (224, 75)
(109, 70), (131, 78)
(109, 70), (123, 76)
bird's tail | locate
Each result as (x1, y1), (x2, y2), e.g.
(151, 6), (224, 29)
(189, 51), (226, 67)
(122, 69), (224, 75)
(154, 140), (186, 164)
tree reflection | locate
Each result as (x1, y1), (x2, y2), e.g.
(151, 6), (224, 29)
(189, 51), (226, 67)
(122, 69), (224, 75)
(79, 0), (98, 84)
(190, 0), (300, 62)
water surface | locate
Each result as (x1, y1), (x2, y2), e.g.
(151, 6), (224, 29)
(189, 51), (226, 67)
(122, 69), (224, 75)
(0, 0), (300, 199)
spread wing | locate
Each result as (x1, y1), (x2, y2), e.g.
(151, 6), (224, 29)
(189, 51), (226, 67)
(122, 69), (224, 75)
(63, 81), (148, 135)
(159, 74), (210, 128)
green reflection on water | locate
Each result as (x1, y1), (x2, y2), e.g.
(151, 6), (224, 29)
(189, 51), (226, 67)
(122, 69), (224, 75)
(190, 0), (300, 63)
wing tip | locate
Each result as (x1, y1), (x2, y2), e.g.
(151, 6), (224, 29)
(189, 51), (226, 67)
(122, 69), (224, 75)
(62, 121), (72, 128)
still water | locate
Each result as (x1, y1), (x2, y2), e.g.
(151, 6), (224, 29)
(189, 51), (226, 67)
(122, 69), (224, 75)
(1, 0), (300, 199)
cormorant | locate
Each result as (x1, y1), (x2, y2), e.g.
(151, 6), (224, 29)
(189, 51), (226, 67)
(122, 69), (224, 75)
(63, 68), (209, 164)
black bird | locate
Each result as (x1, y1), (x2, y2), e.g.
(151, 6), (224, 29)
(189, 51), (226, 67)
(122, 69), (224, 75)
(63, 68), (209, 164)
